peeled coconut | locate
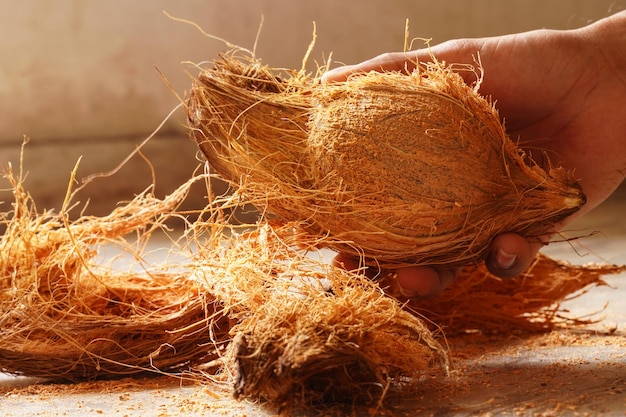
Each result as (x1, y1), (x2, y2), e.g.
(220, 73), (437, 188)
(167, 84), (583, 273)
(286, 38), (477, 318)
(187, 49), (585, 268)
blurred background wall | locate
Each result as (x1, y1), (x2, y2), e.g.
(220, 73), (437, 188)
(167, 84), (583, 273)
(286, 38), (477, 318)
(1, 0), (623, 217)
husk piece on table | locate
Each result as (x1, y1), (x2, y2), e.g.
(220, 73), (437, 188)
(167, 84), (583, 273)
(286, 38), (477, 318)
(190, 220), (450, 412)
(0, 163), (228, 380)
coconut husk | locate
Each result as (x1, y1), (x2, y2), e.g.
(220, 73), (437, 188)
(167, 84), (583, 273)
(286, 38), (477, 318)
(190, 221), (450, 411)
(308, 70), (584, 266)
(0, 159), (451, 409)
(0, 163), (228, 380)
(186, 47), (585, 269)
(186, 48), (317, 223)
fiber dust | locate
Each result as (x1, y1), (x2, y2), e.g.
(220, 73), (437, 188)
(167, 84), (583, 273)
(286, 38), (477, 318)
(2, 331), (624, 416)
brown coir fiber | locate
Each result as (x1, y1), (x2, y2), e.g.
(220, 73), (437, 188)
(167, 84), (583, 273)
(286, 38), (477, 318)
(192, 220), (623, 412)
(0, 159), (622, 413)
(386, 253), (625, 334)
(0, 160), (450, 409)
(191, 221), (449, 411)
(186, 47), (585, 269)
(187, 48), (316, 223)
(0, 163), (228, 380)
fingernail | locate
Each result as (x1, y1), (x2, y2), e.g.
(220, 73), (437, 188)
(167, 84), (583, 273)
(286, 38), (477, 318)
(398, 286), (420, 298)
(497, 248), (517, 270)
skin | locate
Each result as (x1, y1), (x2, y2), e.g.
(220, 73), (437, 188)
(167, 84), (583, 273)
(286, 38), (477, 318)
(324, 11), (626, 297)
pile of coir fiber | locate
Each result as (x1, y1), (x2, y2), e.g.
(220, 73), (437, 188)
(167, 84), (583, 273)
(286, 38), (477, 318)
(0, 158), (622, 412)
(190, 220), (623, 412)
(0, 161), (229, 380)
(0, 161), (449, 409)
(190, 221), (449, 410)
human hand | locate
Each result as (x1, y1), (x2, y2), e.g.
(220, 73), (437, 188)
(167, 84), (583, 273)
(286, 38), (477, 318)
(324, 11), (626, 297)
(333, 233), (539, 298)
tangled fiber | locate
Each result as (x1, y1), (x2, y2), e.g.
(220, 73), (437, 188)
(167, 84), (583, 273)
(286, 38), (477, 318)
(191, 220), (623, 412)
(191, 221), (450, 411)
(0, 161), (228, 380)
(0, 158), (622, 413)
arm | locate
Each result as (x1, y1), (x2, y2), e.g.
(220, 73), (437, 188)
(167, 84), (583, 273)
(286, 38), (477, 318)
(326, 11), (626, 297)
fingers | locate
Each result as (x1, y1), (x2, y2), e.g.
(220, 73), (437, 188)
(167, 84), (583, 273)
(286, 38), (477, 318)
(321, 38), (486, 84)
(322, 51), (420, 82)
(396, 266), (458, 298)
(332, 253), (381, 280)
(321, 64), (357, 83)
(332, 233), (542, 300)
(485, 233), (544, 279)
(394, 232), (542, 297)
(331, 253), (361, 271)
(394, 233), (542, 297)
(332, 253), (458, 298)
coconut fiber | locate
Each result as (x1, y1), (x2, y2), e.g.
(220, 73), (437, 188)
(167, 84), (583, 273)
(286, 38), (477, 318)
(0, 44), (623, 415)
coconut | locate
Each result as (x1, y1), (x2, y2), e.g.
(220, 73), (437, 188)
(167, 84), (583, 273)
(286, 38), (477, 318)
(186, 49), (585, 268)
(308, 68), (584, 266)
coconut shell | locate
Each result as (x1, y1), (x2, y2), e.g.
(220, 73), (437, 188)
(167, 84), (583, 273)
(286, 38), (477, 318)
(187, 50), (585, 268)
